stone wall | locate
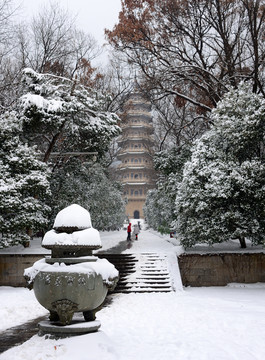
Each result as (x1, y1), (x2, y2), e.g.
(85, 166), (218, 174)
(1, 252), (265, 288)
(0, 254), (45, 287)
(178, 252), (265, 287)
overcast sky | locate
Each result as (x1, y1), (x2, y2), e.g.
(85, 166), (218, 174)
(16, 0), (121, 46)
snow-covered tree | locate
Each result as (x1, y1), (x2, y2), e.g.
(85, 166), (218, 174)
(174, 83), (265, 249)
(0, 111), (51, 248)
(19, 68), (121, 162)
(49, 159), (125, 231)
(144, 146), (191, 233)
(144, 177), (177, 234)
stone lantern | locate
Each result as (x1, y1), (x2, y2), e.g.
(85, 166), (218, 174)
(24, 204), (119, 337)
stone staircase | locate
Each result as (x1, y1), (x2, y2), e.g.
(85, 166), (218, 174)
(98, 253), (173, 293)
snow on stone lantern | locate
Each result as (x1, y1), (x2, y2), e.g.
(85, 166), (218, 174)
(24, 204), (119, 337)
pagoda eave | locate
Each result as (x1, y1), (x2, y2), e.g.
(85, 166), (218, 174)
(122, 182), (149, 186)
(118, 166), (153, 170)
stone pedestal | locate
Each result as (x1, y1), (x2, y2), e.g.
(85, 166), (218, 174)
(38, 319), (101, 338)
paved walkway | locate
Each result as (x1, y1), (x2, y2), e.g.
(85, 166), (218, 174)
(0, 296), (115, 354)
(0, 315), (47, 354)
(97, 239), (132, 254)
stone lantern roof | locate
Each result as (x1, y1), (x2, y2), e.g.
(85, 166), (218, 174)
(53, 204), (92, 232)
(42, 204), (102, 259)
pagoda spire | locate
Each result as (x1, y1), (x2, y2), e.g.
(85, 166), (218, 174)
(116, 88), (156, 220)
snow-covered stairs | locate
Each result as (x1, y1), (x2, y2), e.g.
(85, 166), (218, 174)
(98, 253), (174, 293)
(124, 253), (173, 293)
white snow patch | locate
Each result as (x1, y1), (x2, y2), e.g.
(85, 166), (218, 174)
(42, 228), (101, 247)
(22, 93), (63, 112)
(24, 258), (118, 287)
(0, 287), (48, 332)
(1, 288), (265, 360)
(53, 204), (92, 229)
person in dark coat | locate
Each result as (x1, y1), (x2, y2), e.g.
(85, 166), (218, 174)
(127, 223), (132, 241)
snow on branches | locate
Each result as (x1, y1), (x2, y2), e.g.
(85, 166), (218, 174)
(174, 82), (265, 249)
(20, 68), (121, 162)
(0, 111), (51, 248)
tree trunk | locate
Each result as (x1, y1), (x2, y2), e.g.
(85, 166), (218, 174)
(43, 132), (61, 163)
(239, 236), (247, 249)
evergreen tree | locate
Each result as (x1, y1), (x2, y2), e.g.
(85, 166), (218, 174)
(144, 146), (191, 233)
(0, 111), (51, 248)
(174, 83), (265, 249)
(144, 177), (177, 234)
(49, 159), (125, 231)
(17, 68), (123, 231)
(19, 68), (121, 162)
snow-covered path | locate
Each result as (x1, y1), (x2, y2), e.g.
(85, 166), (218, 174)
(1, 286), (265, 360)
(0, 227), (265, 359)
(99, 288), (265, 360)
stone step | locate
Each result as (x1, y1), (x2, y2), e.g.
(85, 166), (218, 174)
(132, 290), (171, 292)
(113, 286), (172, 293)
(98, 253), (174, 293)
(115, 283), (172, 289)
(118, 280), (171, 286)
(140, 271), (169, 275)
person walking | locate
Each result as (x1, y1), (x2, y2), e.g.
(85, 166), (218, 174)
(127, 223), (132, 241)
(133, 223), (140, 240)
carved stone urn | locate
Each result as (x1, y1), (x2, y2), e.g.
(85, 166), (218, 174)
(24, 204), (119, 336)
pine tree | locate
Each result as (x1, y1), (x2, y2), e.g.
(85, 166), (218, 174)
(0, 111), (51, 248)
(144, 146), (191, 233)
(144, 176), (178, 234)
(17, 68), (123, 231)
(19, 68), (121, 162)
(174, 83), (265, 249)
(49, 159), (125, 231)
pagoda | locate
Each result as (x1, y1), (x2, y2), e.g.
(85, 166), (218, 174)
(117, 89), (156, 219)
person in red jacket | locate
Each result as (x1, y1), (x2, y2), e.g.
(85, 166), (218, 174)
(127, 223), (132, 241)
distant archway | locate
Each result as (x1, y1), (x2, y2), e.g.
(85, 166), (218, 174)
(134, 210), (140, 219)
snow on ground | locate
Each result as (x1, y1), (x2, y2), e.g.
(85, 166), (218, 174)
(97, 230), (126, 252)
(0, 226), (265, 359)
(185, 238), (265, 254)
(1, 286), (265, 360)
(124, 228), (183, 254)
(0, 287), (48, 332)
